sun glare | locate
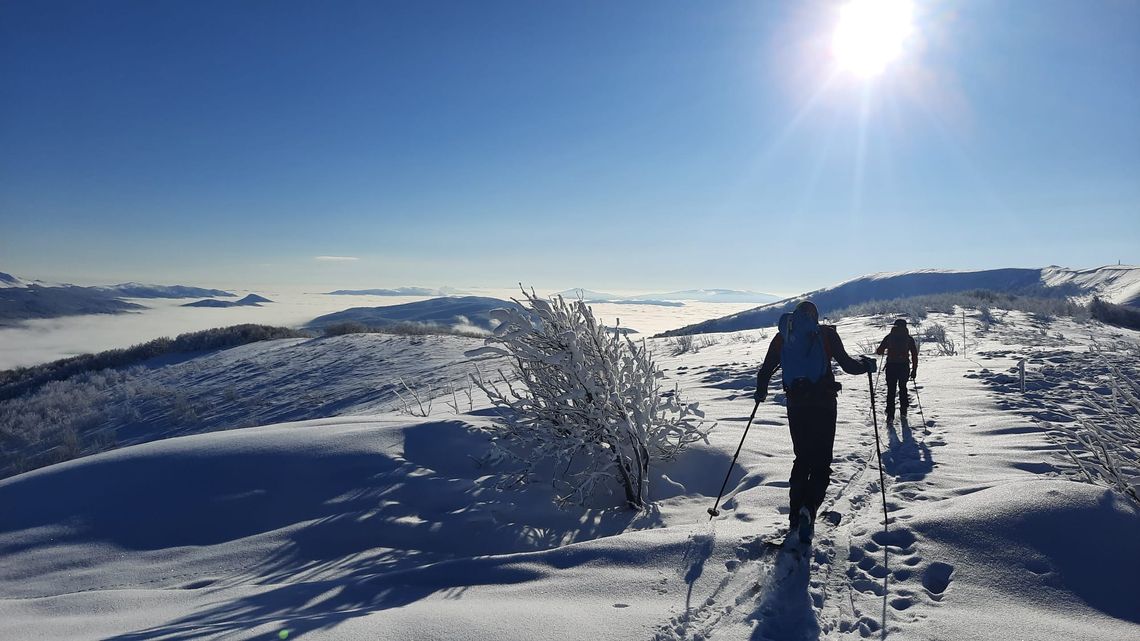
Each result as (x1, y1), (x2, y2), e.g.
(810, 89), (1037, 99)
(832, 0), (915, 78)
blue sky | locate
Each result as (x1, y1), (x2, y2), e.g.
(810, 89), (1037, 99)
(2, 0), (1137, 293)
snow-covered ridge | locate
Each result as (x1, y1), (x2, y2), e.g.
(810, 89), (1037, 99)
(325, 286), (464, 296)
(661, 265), (1140, 336)
(96, 283), (236, 298)
(0, 273), (235, 298)
(307, 295), (521, 332)
(0, 272), (26, 288)
(1041, 265), (1140, 306)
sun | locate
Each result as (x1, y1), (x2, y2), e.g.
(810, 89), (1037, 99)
(832, 0), (915, 78)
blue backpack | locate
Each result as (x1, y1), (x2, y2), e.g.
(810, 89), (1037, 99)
(778, 306), (830, 389)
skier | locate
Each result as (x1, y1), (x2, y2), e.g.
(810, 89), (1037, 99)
(875, 319), (919, 423)
(754, 300), (875, 542)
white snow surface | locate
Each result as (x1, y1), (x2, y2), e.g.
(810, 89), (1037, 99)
(1041, 264), (1140, 306)
(2, 311), (1139, 640)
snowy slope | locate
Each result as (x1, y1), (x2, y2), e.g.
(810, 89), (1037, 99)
(662, 265), (1140, 336)
(307, 296), (521, 332)
(0, 333), (489, 478)
(1041, 264), (1140, 306)
(1, 312), (1139, 640)
(0, 271), (27, 288)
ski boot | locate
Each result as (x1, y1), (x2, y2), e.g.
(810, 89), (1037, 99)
(797, 506), (814, 544)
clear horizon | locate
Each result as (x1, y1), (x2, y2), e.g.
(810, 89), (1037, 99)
(2, 1), (1138, 293)
(5, 261), (1138, 302)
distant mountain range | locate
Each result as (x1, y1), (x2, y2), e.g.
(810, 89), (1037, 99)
(556, 288), (781, 304)
(183, 294), (273, 308)
(0, 271), (238, 324)
(324, 286), (464, 296)
(657, 265), (1140, 336)
(98, 283), (235, 298)
(0, 285), (146, 325)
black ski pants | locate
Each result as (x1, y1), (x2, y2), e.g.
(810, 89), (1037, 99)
(885, 362), (910, 417)
(786, 400), (837, 525)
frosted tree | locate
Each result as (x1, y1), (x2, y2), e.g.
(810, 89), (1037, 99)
(466, 288), (712, 509)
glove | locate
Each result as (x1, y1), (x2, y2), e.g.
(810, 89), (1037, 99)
(861, 356), (877, 374)
(753, 387), (767, 403)
(910, 369), (917, 381)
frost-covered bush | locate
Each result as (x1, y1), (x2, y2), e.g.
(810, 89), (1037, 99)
(1046, 354), (1140, 506)
(978, 305), (996, 329)
(667, 334), (696, 355)
(919, 323), (958, 356)
(922, 323), (947, 343)
(467, 289), (713, 509)
(0, 367), (151, 477)
(1089, 297), (1140, 331)
(320, 320), (488, 339)
(828, 289), (1089, 325)
(666, 334), (718, 355)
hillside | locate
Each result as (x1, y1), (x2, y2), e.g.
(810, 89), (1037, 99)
(660, 265), (1140, 336)
(183, 294), (272, 308)
(0, 285), (145, 326)
(1041, 265), (1140, 306)
(1, 309), (1138, 640)
(307, 296), (522, 332)
(0, 272), (239, 324)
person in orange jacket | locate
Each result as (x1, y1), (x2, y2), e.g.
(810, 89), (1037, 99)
(875, 318), (919, 423)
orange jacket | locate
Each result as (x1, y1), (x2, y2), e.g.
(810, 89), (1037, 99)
(876, 328), (918, 371)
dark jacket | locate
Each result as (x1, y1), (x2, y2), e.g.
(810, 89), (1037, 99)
(876, 327), (919, 371)
(756, 325), (869, 403)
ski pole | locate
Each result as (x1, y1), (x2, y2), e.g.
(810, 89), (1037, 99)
(707, 399), (761, 519)
(911, 378), (928, 431)
(867, 372), (889, 532)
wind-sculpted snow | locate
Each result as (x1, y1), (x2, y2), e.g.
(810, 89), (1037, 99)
(1, 311), (1139, 640)
(1041, 265), (1140, 307)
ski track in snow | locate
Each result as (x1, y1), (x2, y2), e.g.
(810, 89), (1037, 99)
(654, 353), (947, 640)
(650, 312), (1138, 640)
(2, 310), (1140, 640)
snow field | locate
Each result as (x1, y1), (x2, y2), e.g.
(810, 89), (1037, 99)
(0, 310), (1138, 640)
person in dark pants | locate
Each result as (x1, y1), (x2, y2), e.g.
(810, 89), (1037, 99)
(754, 301), (874, 541)
(875, 319), (919, 423)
